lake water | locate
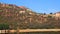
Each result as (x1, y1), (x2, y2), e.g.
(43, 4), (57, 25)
(5, 31), (60, 34)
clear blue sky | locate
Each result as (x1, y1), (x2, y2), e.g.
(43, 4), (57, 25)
(0, 0), (60, 14)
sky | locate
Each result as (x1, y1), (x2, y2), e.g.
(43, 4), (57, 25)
(0, 0), (60, 14)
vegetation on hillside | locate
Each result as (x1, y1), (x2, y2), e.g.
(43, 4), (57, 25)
(0, 3), (60, 29)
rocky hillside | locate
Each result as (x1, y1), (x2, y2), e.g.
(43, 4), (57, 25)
(0, 3), (60, 29)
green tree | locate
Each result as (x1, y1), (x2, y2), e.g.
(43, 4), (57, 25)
(0, 23), (9, 30)
(50, 13), (53, 14)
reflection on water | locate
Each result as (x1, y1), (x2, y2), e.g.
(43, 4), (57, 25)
(5, 31), (60, 34)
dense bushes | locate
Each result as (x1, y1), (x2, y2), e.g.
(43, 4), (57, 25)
(0, 23), (9, 30)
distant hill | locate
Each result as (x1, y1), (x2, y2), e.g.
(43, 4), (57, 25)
(0, 3), (60, 29)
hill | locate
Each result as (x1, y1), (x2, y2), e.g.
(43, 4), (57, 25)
(0, 3), (60, 29)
